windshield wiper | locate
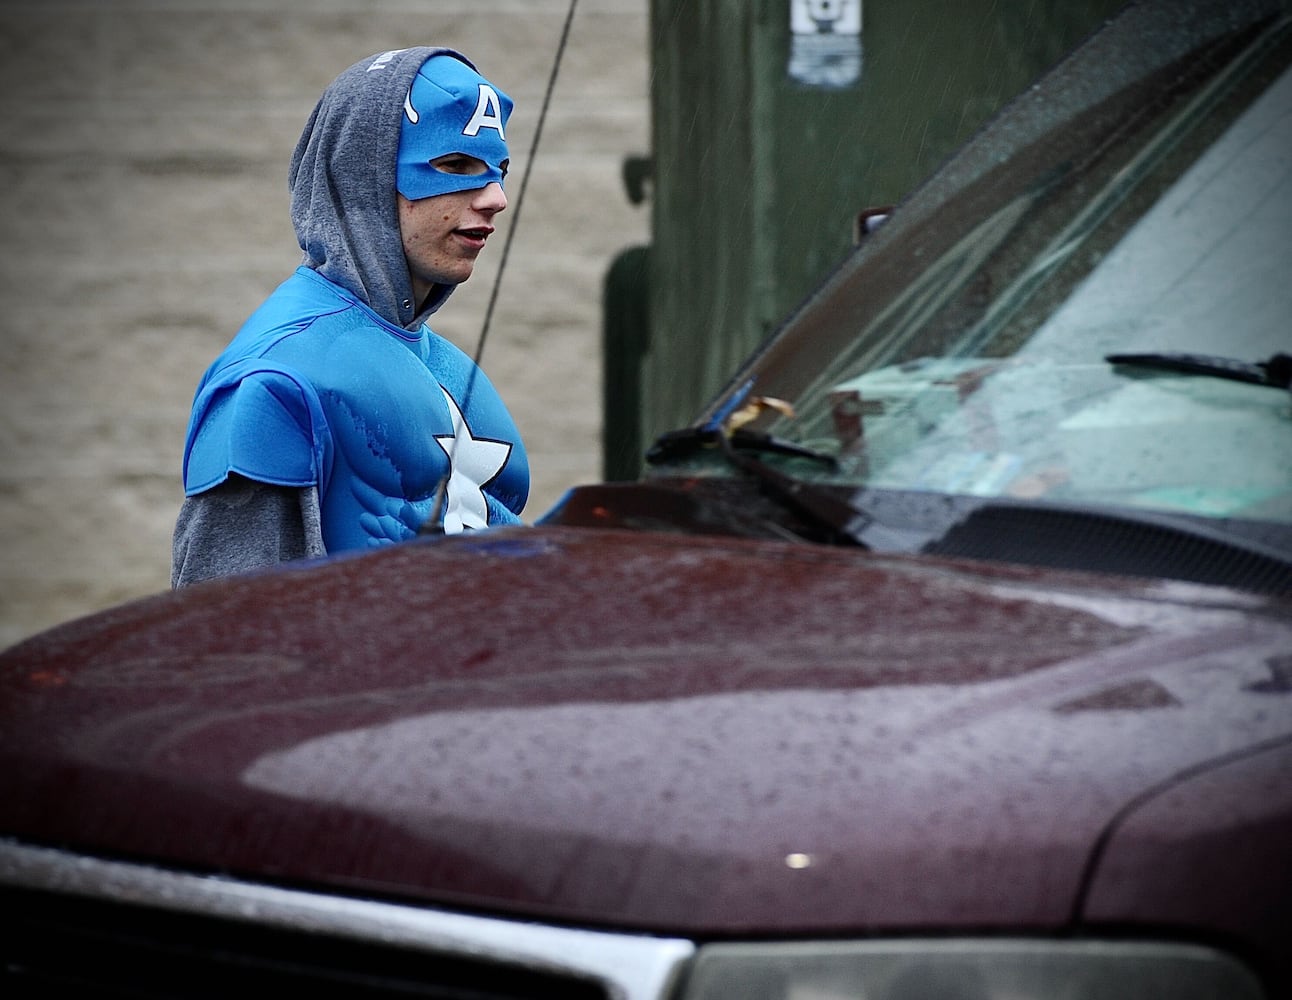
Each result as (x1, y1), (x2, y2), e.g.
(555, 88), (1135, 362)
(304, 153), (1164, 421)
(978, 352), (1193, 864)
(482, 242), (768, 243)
(646, 426), (838, 467)
(646, 426), (871, 547)
(1106, 351), (1292, 388)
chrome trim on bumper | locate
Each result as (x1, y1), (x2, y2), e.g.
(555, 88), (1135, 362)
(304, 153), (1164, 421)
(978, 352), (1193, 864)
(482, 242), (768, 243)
(0, 838), (695, 1000)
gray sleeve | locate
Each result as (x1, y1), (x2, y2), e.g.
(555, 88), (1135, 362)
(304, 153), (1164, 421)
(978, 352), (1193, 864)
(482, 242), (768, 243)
(171, 475), (326, 588)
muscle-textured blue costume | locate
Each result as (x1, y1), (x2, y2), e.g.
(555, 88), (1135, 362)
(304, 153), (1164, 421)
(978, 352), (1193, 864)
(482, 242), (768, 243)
(173, 49), (528, 586)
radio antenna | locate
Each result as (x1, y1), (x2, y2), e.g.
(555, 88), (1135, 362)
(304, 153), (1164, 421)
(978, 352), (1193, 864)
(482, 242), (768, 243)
(472, 0), (579, 370)
(428, 0), (580, 531)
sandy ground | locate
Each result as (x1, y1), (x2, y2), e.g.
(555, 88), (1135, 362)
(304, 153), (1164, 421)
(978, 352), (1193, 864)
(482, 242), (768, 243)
(0, 0), (651, 648)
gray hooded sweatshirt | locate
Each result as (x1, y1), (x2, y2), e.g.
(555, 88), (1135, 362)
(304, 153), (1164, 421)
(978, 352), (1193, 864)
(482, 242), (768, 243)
(289, 45), (464, 328)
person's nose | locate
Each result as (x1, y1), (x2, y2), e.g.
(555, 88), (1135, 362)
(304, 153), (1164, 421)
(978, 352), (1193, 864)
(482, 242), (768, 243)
(473, 181), (507, 215)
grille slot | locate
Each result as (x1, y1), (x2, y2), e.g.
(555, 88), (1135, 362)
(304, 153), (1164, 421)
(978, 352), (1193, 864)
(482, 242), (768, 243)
(2, 886), (608, 999)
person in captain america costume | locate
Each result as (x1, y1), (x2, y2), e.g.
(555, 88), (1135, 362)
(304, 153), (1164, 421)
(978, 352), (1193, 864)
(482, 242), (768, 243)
(172, 48), (528, 587)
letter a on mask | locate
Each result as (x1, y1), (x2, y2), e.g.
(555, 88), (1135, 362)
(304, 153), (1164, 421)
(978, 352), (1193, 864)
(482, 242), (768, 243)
(462, 85), (506, 139)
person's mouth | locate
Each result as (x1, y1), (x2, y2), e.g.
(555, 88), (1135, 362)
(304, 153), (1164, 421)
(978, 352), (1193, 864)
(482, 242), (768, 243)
(456, 226), (493, 250)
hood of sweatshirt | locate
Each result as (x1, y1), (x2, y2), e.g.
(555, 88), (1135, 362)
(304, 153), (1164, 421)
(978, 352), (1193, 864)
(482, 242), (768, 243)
(288, 46), (468, 331)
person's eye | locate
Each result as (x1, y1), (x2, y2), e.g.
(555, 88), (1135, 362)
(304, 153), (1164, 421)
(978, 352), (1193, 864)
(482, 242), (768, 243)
(430, 154), (486, 176)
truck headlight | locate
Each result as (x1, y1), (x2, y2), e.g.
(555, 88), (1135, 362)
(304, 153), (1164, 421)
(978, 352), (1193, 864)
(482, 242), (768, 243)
(677, 939), (1264, 999)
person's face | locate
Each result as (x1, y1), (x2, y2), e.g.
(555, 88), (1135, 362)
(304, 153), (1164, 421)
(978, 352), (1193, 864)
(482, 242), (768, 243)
(398, 153), (508, 304)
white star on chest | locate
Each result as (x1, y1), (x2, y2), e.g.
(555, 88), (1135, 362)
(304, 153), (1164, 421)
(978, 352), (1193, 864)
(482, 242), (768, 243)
(432, 387), (512, 533)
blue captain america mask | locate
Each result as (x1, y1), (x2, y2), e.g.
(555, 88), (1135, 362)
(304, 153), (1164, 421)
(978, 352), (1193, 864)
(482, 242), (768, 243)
(396, 54), (512, 200)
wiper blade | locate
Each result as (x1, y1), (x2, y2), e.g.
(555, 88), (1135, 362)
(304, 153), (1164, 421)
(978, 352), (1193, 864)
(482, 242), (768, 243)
(646, 426), (838, 468)
(1106, 351), (1292, 388)
(721, 442), (871, 548)
(645, 426), (870, 547)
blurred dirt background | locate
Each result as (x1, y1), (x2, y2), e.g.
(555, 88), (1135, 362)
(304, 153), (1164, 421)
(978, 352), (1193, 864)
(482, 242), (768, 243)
(0, 0), (650, 648)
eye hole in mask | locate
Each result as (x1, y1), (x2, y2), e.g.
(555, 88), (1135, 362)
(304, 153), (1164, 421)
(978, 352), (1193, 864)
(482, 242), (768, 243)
(430, 153), (510, 183)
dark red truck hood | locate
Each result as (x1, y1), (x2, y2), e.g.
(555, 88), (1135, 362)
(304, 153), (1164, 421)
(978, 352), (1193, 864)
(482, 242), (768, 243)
(2, 525), (1290, 944)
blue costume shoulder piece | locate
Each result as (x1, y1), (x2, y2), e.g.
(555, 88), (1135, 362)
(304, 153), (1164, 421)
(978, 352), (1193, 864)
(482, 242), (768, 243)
(183, 363), (331, 493)
(182, 268), (528, 553)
